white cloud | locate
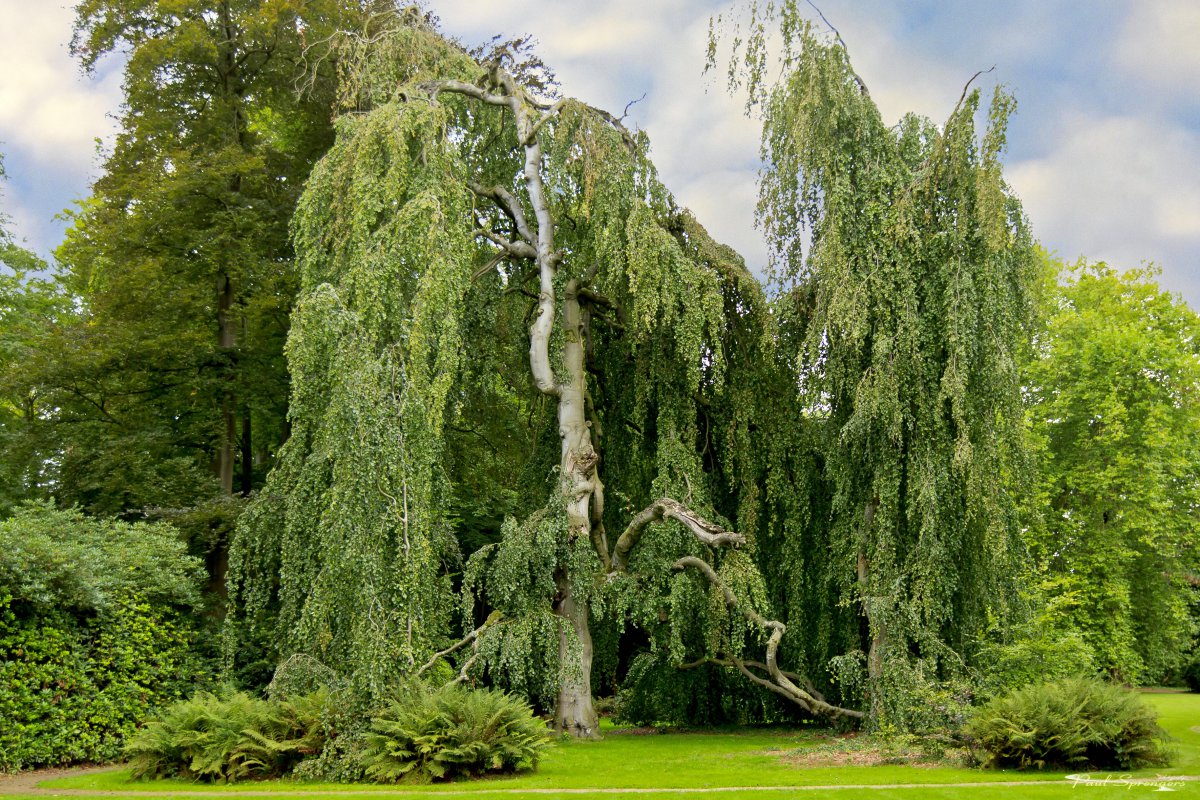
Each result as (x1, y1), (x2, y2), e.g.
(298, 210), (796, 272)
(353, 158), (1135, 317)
(0, 2), (121, 173)
(1116, 0), (1200, 97)
(1008, 113), (1200, 289)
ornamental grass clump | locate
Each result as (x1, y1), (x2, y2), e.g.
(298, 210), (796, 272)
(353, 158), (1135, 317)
(360, 683), (551, 783)
(965, 677), (1170, 770)
(124, 689), (326, 782)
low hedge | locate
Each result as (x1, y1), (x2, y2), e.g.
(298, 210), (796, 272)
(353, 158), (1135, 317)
(0, 504), (206, 772)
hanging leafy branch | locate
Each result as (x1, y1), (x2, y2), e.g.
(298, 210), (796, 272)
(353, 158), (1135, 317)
(711, 2), (1040, 727)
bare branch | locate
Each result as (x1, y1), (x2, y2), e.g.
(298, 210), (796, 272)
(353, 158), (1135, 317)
(474, 227), (538, 260)
(953, 65), (997, 113)
(621, 92), (647, 121)
(610, 498), (744, 573)
(527, 98), (567, 144)
(673, 556), (864, 721)
(472, 253), (508, 282)
(415, 612), (503, 678)
(420, 78), (511, 107)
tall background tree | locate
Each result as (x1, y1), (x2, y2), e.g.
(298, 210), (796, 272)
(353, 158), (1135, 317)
(2, 0), (371, 594)
(1025, 260), (1200, 683)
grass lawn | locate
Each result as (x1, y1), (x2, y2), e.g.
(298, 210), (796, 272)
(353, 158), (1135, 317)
(9, 693), (1198, 799)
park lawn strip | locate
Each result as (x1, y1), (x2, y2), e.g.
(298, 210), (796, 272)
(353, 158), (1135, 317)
(4, 784), (1199, 799)
(37, 694), (1200, 797)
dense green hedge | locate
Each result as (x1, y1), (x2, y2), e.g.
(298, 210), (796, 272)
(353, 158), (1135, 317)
(0, 504), (206, 772)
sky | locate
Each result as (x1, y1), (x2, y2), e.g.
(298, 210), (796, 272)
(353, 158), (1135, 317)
(0, 0), (1197, 308)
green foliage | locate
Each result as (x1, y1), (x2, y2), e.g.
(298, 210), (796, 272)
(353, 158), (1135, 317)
(1025, 261), (1200, 683)
(0, 504), (205, 772)
(124, 689), (326, 782)
(974, 608), (1097, 696)
(715, 5), (1039, 726)
(360, 683), (551, 783)
(0, 502), (204, 613)
(965, 678), (1170, 770)
(36, 0), (367, 516)
(227, 75), (478, 691)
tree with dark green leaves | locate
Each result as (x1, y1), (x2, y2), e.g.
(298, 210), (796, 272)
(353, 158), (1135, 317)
(715, 3), (1040, 725)
(226, 10), (863, 738)
(50, 0), (364, 522)
(0, 159), (72, 513)
(1025, 261), (1200, 683)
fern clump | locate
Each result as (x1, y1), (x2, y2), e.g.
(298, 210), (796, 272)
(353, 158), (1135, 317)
(360, 683), (551, 782)
(124, 689), (325, 782)
(965, 677), (1170, 770)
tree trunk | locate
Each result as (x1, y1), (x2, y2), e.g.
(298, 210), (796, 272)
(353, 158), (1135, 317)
(550, 284), (601, 737)
(240, 408), (253, 495)
(857, 499), (884, 719)
(553, 567), (598, 737)
(217, 273), (236, 495)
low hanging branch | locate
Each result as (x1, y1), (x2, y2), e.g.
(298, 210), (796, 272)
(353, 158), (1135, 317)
(673, 556), (864, 721)
(608, 499), (862, 721)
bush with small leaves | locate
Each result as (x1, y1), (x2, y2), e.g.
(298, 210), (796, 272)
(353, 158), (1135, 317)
(124, 689), (326, 782)
(965, 677), (1170, 770)
(360, 683), (551, 783)
(0, 504), (205, 772)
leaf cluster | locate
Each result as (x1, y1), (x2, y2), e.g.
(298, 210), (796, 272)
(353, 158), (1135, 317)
(124, 688), (327, 782)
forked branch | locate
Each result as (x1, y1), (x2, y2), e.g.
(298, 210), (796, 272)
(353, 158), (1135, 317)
(415, 611), (503, 680)
(673, 556), (864, 721)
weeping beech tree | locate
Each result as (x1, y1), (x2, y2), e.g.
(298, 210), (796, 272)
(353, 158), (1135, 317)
(227, 11), (862, 737)
(719, 5), (1040, 725)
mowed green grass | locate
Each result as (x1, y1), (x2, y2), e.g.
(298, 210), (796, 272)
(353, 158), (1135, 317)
(13, 693), (1198, 799)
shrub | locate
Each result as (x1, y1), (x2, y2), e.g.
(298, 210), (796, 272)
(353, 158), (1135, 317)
(124, 689), (326, 782)
(974, 616), (1097, 697)
(965, 677), (1170, 770)
(0, 504), (206, 772)
(360, 683), (551, 782)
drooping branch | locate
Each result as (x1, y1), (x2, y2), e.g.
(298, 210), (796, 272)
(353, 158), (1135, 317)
(673, 556), (864, 721)
(610, 498), (745, 573)
(791, 0), (869, 98)
(415, 611), (503, 679)
(678, 656), (826, 701)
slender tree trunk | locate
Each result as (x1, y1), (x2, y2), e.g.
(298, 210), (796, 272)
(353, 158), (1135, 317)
(240, 408), (253, 495)
(217, 274), (237, 495)
(857, 498), (884, 719)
